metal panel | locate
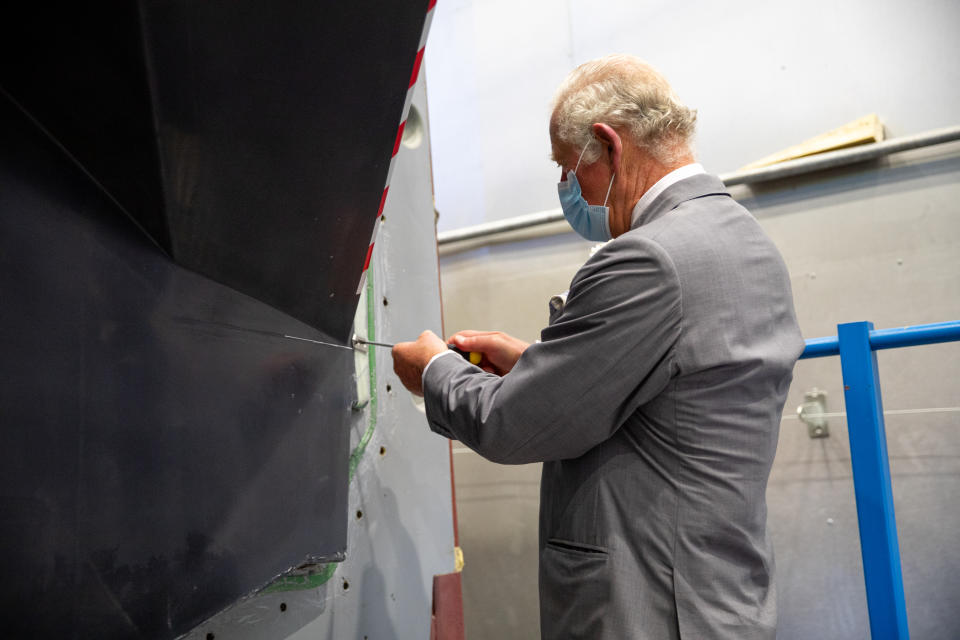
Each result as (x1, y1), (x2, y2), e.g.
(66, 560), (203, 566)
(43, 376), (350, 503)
(1, 0), (432, 341)
(0, 1), (168, 249)
(139, 0), (431, 340)
(0, 88), (354, 638)
(0, 1), (440, 636)
(179, 76), (458, 640)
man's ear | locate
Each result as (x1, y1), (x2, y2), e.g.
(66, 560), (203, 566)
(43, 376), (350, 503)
(591, 123), (622, 171)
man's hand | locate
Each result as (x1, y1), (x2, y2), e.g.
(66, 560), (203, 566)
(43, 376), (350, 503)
(392, 330), (448, 396)
(448, 330), (530, 376)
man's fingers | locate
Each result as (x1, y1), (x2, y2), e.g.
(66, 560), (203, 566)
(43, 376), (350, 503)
(452, 333), (500, 350)
(447, 330), (498, 344)
(443, 329), (527, 376)
(452, 335), (475, 349)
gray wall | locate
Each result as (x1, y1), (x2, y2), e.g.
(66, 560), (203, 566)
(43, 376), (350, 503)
(425, 0), (960, 233)
(425, 1), (960, 637)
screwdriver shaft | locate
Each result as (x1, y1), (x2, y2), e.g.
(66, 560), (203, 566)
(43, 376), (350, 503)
(354, 338), (395, 349)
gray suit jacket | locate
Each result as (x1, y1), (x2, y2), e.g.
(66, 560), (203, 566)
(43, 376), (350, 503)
(424, 174), (804, 639)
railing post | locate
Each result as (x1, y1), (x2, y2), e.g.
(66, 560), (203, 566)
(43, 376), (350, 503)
(837, 321), (910, 639)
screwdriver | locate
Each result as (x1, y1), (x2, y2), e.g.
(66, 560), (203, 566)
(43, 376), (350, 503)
(352, 336), (482, 365)
(447, 344), (484, 366)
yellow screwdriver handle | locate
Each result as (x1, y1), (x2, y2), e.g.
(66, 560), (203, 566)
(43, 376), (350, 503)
(447, 344), (482, 366)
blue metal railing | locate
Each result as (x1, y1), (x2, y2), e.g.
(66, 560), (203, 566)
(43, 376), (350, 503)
(798, 320), (960, 640)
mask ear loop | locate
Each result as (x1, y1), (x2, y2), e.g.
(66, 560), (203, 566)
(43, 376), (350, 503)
(574, 139), (592, 174)
(575, 139), (616, 206)
(602, 173), (615, 207)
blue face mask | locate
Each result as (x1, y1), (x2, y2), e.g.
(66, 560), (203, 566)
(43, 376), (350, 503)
(557, 143), (615, 241)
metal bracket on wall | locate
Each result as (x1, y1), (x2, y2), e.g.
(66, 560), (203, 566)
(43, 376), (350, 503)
(797, 388), (829, 438)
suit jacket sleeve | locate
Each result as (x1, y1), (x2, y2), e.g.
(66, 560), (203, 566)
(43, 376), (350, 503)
(423, 235), (683, 464)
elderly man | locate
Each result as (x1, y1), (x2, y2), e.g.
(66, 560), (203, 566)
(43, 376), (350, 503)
(393, 55), (804, 639)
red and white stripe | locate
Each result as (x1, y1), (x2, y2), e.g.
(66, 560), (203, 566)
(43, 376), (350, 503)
(356, 0), (437, 294)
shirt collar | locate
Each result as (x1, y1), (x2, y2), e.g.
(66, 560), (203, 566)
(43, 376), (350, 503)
(630, 163), (706, 228)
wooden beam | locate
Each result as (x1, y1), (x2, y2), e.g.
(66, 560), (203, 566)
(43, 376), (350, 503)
(739, 114), (884, 171)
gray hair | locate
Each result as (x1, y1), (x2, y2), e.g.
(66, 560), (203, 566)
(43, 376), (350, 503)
(550, 54), (697, 166)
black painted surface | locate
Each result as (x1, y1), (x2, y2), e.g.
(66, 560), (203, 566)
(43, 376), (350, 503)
(0, 1), (169, 252)
(1, 0), (430, 341)
(0, 2), (429, 634)
(0, 89), (352, 637)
